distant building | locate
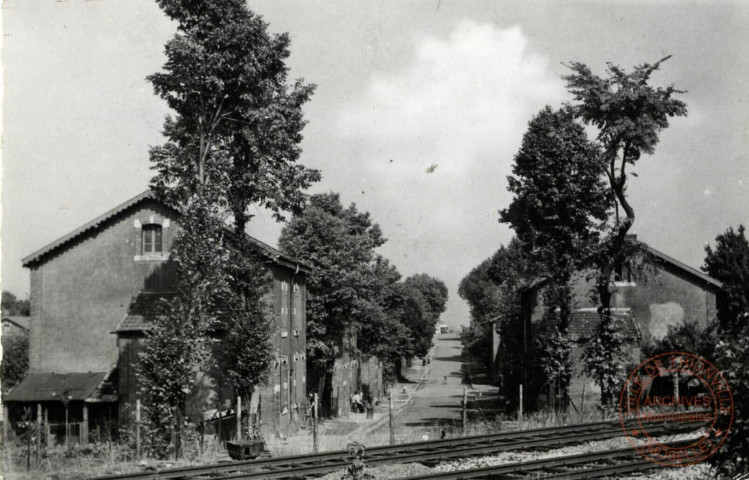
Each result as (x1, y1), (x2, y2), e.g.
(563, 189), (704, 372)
(1, 316), (30, 342)
(4, 190), (310, 440)
(512, 237), (722, 411)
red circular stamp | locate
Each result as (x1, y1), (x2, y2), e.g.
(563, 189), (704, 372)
(618, 351), (734, 467)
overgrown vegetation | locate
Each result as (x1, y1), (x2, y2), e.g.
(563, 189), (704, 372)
(459, 238), (541, 410)
(1, 335), (29, 397)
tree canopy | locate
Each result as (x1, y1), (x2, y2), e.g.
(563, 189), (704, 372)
(563, 57), (687, 307)
(148, 0), (320, 233)
(2, 291), (30, 316)
(279, 193), (388, 374)
(563, 57), (687, 406)
(499, 107), (611, 407)
(703, 225), (749, 335)
(500, 106), (609, 277)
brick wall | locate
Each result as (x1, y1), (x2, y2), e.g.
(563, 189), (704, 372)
(26, 198), (308, 437)
(28, 200), (179, 374)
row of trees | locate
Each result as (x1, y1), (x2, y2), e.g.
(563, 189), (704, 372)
(497, 57), (687, 407)
(463, 57), (687, 410)
(135, 0), (448, 456)
(460, 54), (748, 475)
(279, 193), (448, 404)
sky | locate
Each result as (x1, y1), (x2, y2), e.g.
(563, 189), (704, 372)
(2, 0), (748, 328)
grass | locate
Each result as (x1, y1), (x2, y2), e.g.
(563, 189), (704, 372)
(0, 435), (227, 480)
(0, 409), (618, 479)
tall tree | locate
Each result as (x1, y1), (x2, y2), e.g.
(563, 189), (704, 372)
(499, 106), (610, 407)
(278, 193), (395, 399)
(703, 225), (749, 335)
(148, 0), (320, 232)
(703, 226), (749, 476)
(137, 201), (229, 457)
(564, 57), (687, 406)
(140, 0), (318, 453)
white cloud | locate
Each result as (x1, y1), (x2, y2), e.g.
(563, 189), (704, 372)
(331, 20), (567, 325)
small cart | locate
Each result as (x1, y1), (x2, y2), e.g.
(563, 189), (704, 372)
(225, 439), (266, 460)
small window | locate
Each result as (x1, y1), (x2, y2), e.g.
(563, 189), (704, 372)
(142, 225), (163, 254)
(614, 262), (633, 283)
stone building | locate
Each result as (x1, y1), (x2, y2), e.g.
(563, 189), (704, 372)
(514, 238), (722, 411)
(4, 190), (309, 439)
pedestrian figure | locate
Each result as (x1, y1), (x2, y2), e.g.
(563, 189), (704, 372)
(443, 376), (447, 384)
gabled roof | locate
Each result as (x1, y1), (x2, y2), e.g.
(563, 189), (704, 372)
(645, 245), (722, 289)
(4, 372), (116, 403)
(21, 190), (310, 273)
(22, 190), (158, 267)
(2, 316), (30, 331)
(518, 241), (722, 294)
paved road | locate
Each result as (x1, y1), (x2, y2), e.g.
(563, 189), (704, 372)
(386, 333), (469, 434)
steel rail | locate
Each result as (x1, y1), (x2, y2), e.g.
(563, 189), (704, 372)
(389, 440), (706, 480)
(202, 424), (700, 479)
(89, 420), (617, 480)
(89, 418), (703, 480)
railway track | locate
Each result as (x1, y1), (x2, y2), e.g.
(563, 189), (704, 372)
(392, 440), (708, 479)
(91, 418), (704, 480)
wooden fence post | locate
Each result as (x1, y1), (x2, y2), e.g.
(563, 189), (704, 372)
(519, 384), (523, 421)
(312, 393), (318, 454)
(388, 391), (394, 445)
(36, 404), (42, 466)
(44, 408), (49, 444)
(236, 395), (242, 441)
(82, 404), (89, 444)
(64, 405), (69, 448)
(2, 405), (8, 445)
(175, 408), (182, 460)
(135, 399), (141, 459)
(462, 388), (467, 437)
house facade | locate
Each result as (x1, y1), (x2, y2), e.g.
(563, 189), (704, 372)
(4, 190), (309, 439)
(515, 239), (722, 412)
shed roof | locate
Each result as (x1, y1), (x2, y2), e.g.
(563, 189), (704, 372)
(4, 372), (116, 403)
(568, 308), (641, 342)
(21, 190), (310, 273)
(2, 316), (30, 331)
(114, 292), (238, 333)
(114, 292), (175, 333)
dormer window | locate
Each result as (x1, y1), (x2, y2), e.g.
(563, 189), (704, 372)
(142, 225), (163, 254)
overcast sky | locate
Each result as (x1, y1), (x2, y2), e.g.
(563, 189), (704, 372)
(2, 1), (748, 327)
